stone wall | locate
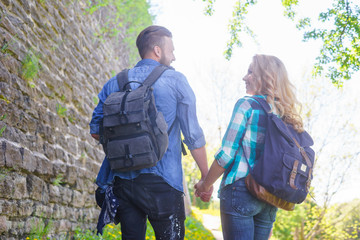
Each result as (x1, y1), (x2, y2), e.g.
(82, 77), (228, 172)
(0, 0), (135, 238)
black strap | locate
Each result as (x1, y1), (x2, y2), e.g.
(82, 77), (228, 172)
(116, 69), (130, 91)
(143, 65), (170, 87)
(251, 96), (271, 113)
(167, 118), (187, 156)
(116, 65), (170, 91)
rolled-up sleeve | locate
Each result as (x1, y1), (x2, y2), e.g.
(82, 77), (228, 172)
(175, 74), (206, 150)
(215, 99), (251, 169)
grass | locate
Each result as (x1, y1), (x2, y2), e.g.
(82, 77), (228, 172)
(72, 212), (215, 240)
(21, 51), (41, 88)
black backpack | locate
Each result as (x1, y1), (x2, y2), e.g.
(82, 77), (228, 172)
(100, 65), (171, 172)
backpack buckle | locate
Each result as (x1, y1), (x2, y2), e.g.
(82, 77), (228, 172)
(124, 155), (133, 168)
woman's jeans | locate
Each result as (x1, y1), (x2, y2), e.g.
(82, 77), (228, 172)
(219, 178), (278, 240)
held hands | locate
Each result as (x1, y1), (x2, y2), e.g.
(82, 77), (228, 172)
(194, 180), (213, 202)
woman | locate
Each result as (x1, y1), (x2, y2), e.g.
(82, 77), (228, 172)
(195, 54), (304, 239)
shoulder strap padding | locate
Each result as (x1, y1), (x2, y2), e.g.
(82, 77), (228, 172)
(251, 97), (271, 114)
(143, 65), (170, 87)
(116, 69), (130, 91)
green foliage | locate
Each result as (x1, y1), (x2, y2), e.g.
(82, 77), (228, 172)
(224, 0), (258, 60)
(56, 103), (67, 118)
(1, 34), (18, 57)
(202, 0), (360, 86)
(202, 0), (215, 16)
(0, 168), (11, 181)
(0, 125), (6, 137)
(0, 94), (10, 104)
(281, 0), (299, 20)
(52, 174), (64, 186)
(72, 213), (215, 239)
(27, 218), (53, 240)
(301, 0), (360, 87)
(273, 198), (360, 239)
(1, 40), (9, 54)
(92, 96), (99, 105)
(84, 0), (154, 66)
(0, 114), (6, 137)
(21, 51), (41, 87)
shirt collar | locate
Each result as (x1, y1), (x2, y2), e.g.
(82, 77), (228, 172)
(135, 58), (161, 67)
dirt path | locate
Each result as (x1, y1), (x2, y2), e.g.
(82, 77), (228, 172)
(202, 214), (223, 240)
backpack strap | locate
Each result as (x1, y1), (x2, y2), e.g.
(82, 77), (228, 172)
(143, 65), (171, 87)
(116, 69), (130, 91)
(167, 119), (187, 156)
(251, 96), (271, 114)
(252, 96), (313, 168)
(116, 65), (171, 91)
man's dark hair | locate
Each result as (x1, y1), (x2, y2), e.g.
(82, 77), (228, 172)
(136, 25), (172, 59)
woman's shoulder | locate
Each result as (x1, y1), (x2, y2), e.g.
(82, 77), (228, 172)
(236, 95), (264, 110)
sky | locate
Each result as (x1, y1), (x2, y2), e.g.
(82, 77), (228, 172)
(149, 0), (360, 204)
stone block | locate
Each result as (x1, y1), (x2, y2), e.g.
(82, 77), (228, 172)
(66, 137), (77, 155)
(34, 203), (52, 218)
(84, 192), (95, 208)
(5, 138), (22, 169)
(34, 156), (53, 176)
(51, 204), (66, 219)
(0, 173), (28, 200)
(25, 134), (38, 152)
(71, 190), (85, 208)
(18, 0), (31, 14)
(0, 62), (11, 83)
(0, 141), (6, 167)
(65, 165), (77, 185)
(57, 219), (71, 234)
(0, 215), (9, 234)
(9, 219), (25, 236)
(43, 143), (55, 160)
(21, 148), (37, 173)
(52, 162), (66, 176)
(12, 174), (28, 199)
(60, 186), (72, 204)
(26, 174), (45, 201)
(0, 199), (17, 216)
(24, 216), (41, 234)
(17, 200), (34, 217)
(48, 184), (60, 203)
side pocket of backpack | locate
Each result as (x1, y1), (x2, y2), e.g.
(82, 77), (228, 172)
(154, 112), (169, 160)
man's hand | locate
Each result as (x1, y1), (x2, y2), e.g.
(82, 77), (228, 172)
(194, 180), (213, 202)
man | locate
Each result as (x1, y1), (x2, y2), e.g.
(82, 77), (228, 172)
(89, 25), (212, 239)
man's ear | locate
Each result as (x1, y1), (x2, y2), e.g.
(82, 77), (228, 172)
(154, 46), (161, 58)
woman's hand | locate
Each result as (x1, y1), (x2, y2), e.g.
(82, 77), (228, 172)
(194, 180), (213, 202)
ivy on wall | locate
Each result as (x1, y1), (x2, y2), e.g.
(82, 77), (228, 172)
(84, 0), (154, 66)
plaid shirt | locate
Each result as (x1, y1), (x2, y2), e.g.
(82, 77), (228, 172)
(215, 95), (268, 188)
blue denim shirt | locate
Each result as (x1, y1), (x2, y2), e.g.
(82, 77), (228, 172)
(90, 59), (206, 192)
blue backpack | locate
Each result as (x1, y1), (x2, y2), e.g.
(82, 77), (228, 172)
(245, 97), (315, 210)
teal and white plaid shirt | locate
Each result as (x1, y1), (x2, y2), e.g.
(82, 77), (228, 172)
(215, 95), (268, 188)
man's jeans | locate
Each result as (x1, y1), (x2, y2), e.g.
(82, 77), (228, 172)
(219, 178), (278, 240)
(112, 174), (185, 240)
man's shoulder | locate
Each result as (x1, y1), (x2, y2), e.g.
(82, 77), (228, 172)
(163, 67), (186, 80)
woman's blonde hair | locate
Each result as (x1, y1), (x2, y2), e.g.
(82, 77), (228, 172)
(251, 54), (304, 132)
